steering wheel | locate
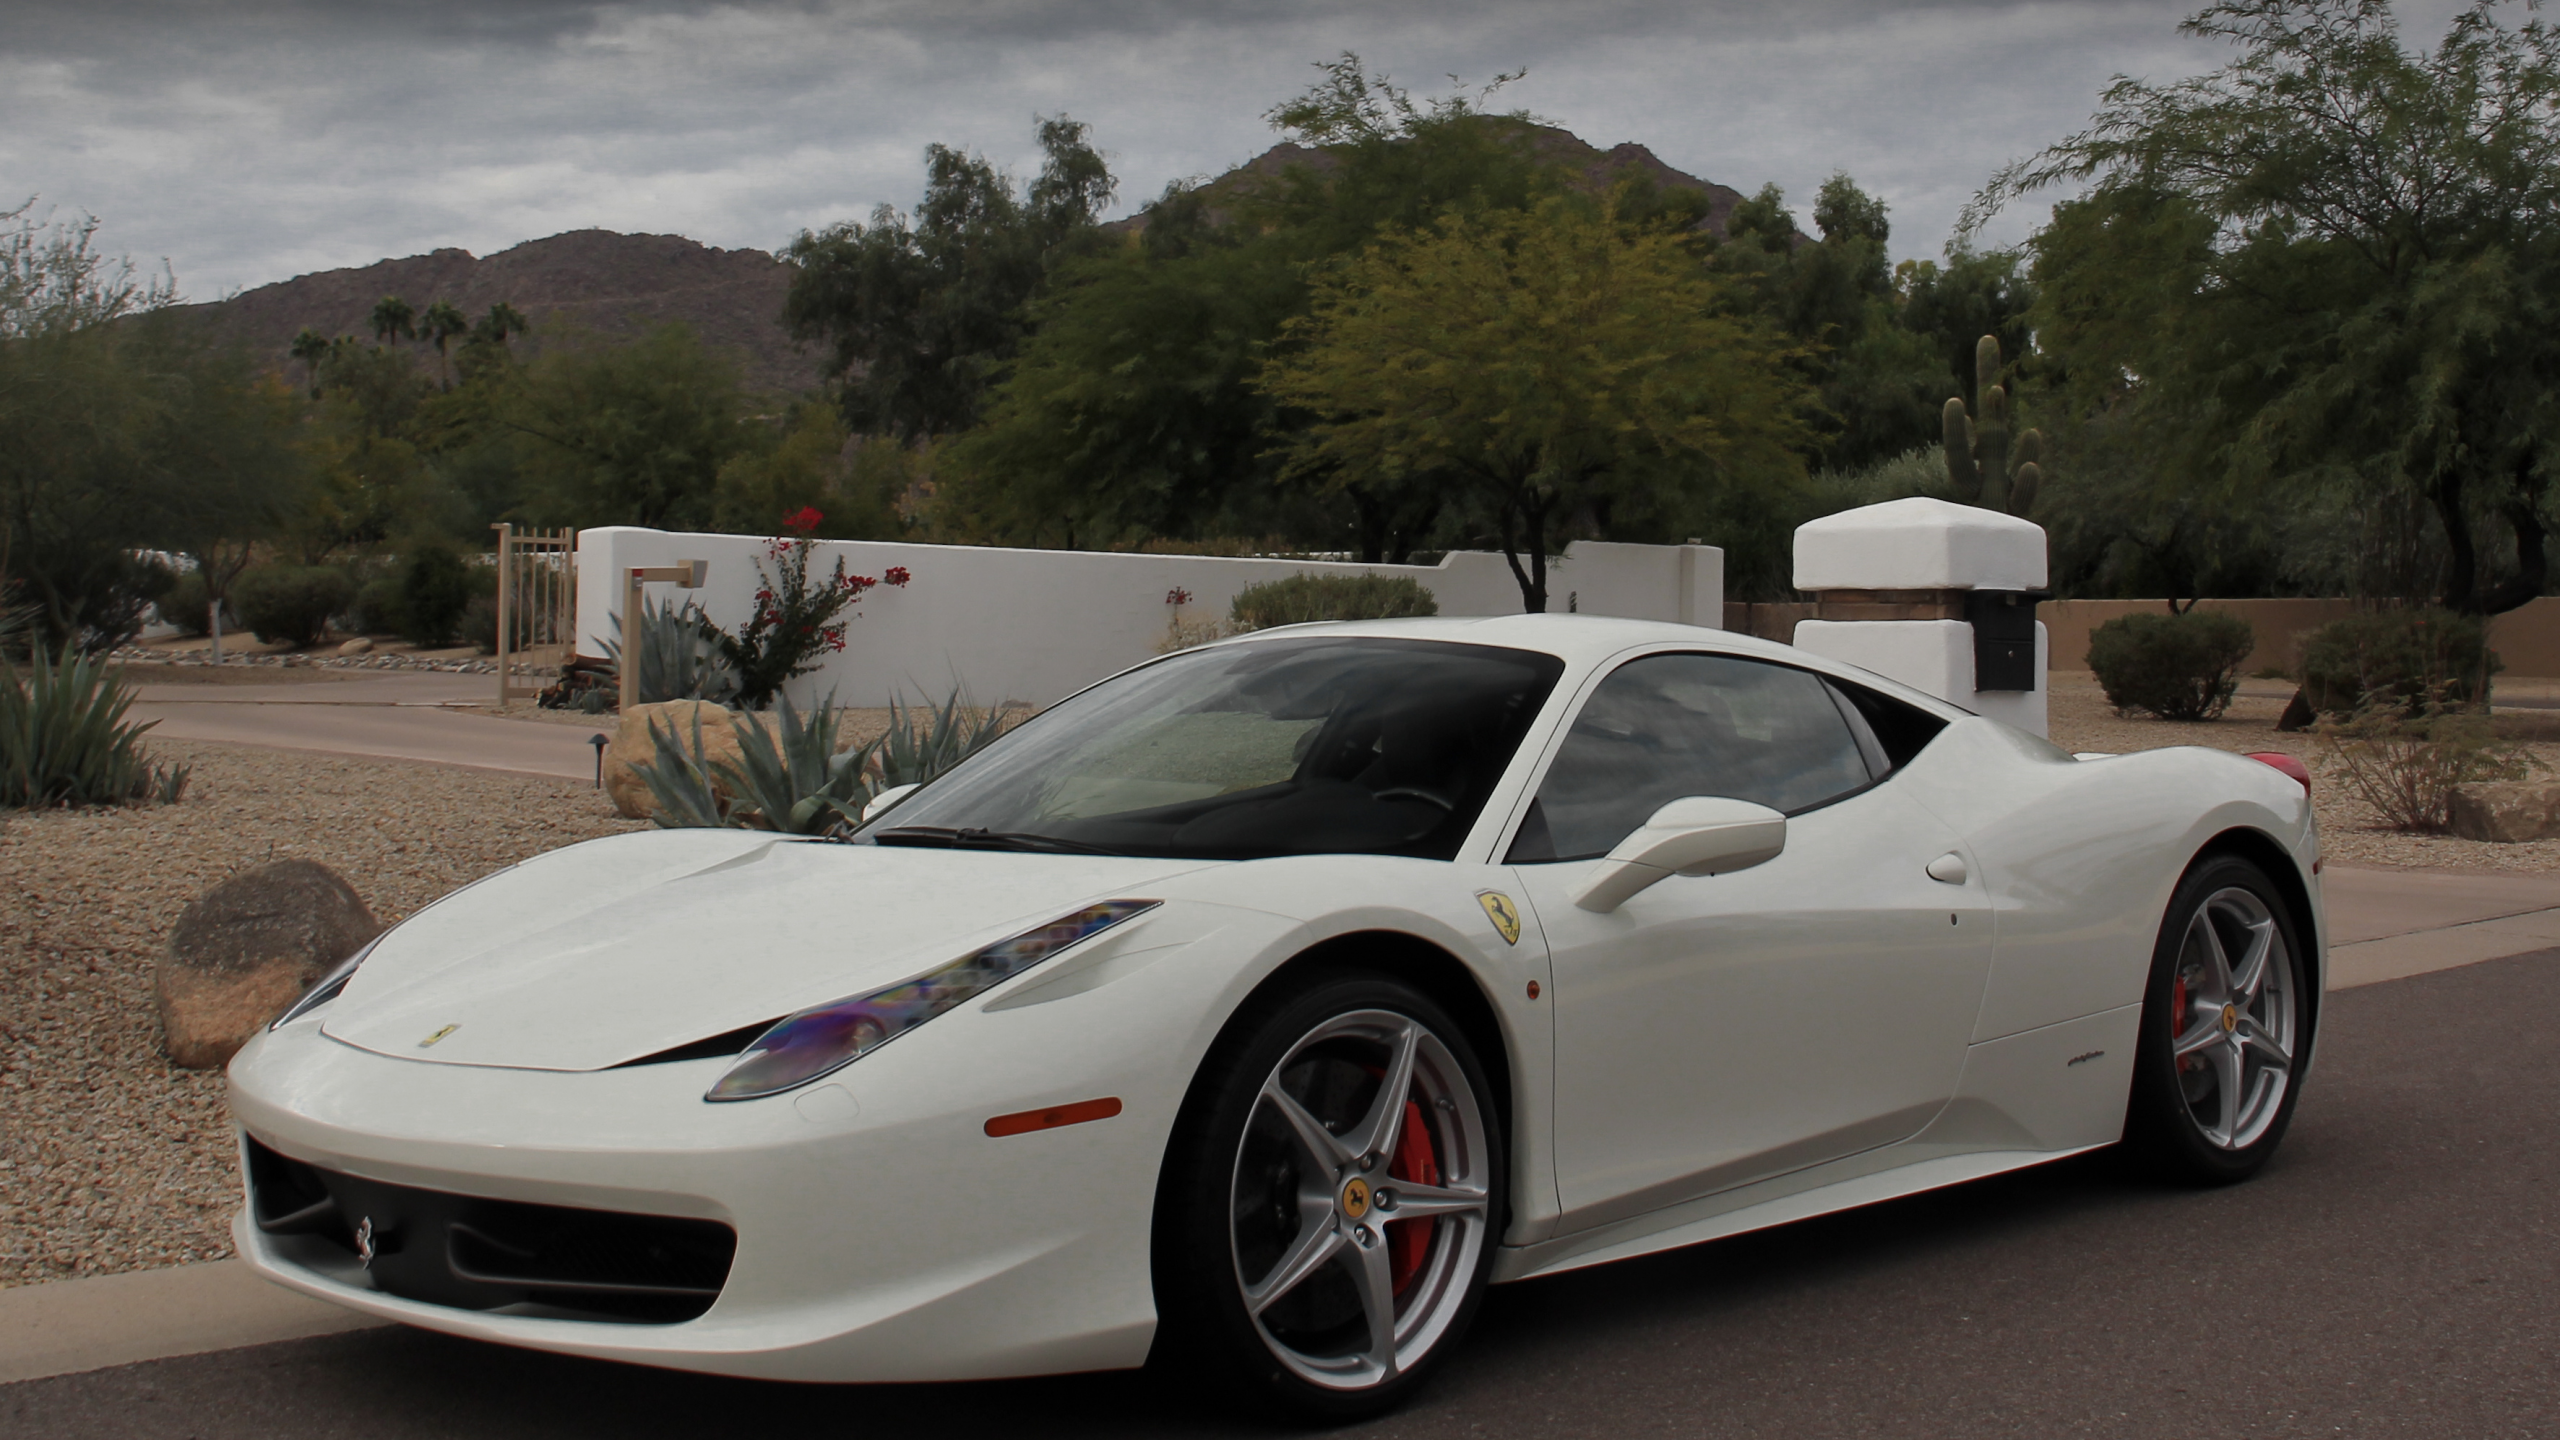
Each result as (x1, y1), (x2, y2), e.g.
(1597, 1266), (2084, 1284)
(1372, 786), (1456, 813)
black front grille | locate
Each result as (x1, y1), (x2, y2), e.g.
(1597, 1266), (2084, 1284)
(246, 1137), (736, 1323)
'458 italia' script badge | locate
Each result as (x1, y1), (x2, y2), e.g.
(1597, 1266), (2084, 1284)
(1477, 891), (1522, 946)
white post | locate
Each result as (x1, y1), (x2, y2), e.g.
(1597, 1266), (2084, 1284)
(1787, 497), (2051, 738)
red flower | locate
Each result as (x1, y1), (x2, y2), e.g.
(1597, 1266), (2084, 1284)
(884, 566), (911, 586)
(783, 506), (824, 536)
(1166, 587), (1193, 607)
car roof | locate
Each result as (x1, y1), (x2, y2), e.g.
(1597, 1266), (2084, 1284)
(1207, 615), (1973, 720)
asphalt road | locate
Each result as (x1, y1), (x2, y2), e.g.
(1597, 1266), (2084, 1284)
(7, 950), (2554, 1440)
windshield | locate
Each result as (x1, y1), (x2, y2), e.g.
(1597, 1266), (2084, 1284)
(858, 636), (1565, 861)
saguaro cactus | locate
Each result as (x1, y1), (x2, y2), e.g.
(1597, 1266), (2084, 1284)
(1943, 335), (2042, 516)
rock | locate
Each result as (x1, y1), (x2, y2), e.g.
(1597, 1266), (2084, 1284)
(156, 860), (382, 1069)
(605, 700), (747, 820)
(2448, 782), (2560, 843)
(337, 637), (372, 656)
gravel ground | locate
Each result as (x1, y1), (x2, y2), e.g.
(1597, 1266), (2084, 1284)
(0, 743), (643, 1290)
(2046, 673), (2560, 873)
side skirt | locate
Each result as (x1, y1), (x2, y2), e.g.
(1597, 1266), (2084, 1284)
(1493, 1003), (2140, 1283)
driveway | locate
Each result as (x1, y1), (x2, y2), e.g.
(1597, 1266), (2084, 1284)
(127, 672), (604, 782)
(5, 944), (2552, 1439)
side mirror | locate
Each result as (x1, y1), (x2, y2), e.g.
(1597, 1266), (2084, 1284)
(861, 783), (921, 823)
(1573, 796), (1786, 913)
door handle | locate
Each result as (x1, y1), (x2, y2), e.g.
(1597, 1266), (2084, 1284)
(1925, 852), (1968, 885)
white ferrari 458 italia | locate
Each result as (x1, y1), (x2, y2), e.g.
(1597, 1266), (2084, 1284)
(229, 615), (2323, 1417)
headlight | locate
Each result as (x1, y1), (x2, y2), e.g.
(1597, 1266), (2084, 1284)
(705, 899), (1160, 1103)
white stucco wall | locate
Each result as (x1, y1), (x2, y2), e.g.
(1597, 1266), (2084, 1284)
(576, 529), (1725, 709)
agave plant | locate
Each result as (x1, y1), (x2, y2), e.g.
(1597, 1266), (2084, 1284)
(604, 596), (739, 707)
(1, 646), (189, 809)
(635, 708), (733, 829)
(717, 692), (879, 835)
(873, 689), (1014, 791)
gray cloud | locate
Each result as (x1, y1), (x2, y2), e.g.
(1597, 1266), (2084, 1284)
(1, 1), (2227, 298)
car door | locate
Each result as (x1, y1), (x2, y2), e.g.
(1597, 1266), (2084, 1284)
(1505, 652), (1994, 1231)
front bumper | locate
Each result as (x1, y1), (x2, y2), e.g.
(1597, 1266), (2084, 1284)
(228, 994), (1189, 1383)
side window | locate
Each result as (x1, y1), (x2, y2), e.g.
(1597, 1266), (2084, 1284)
(1508, 653), (1875, 863)
(1829, 677), (1948, 770)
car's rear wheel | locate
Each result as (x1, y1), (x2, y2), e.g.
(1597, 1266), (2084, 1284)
(1152, 974), (1503, 1421)
(2124, 855), (2310, 1184)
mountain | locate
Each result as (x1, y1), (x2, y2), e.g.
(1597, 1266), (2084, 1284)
(174, 230), (823, 395)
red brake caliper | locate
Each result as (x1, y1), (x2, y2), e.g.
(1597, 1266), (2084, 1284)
(2171, 974), (2190, 1070)
(1386, 1099), (1438, 1295)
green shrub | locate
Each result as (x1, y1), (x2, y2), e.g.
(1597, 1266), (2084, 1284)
(394, 545), (477, 647)
(350, 575), (403, 635)
(1230, 573), (1438, 631)
(2085, 610), (2256, 721)
(2301, 609), (2499, 715)
(233, 566), (356, 650)
(461, 593), (500, 656)
(1, 647), (189, 808)
(158, 572), (214, 638)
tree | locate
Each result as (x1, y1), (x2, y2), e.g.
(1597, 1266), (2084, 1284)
(506, 323), (750, 528)
(369, 294), (415, 348)
(144, 337), (312, 660)
(1261, 200), (1817, 611)
(1972, 0), (2560, 616)
(0, 201), (181, 650)
(783, 117), (1115, 442)
(419, 299), (468, 390)
(289, 327), (330, 399)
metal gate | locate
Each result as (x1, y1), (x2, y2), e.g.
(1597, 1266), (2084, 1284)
(492, 524), (577, 706)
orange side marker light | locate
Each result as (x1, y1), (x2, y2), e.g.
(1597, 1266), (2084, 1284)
(985, 1097), (1123, 1138)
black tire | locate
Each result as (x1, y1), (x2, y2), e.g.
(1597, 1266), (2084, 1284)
(2122, 854), (2312, 1184)
(1150, 972), (1505, 1422)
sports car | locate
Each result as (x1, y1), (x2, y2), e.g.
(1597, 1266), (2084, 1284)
(227, 614), (2323, 1418)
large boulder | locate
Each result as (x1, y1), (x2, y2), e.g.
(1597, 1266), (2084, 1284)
(604, 700), (747, 820)
(2448, 782), (2560, 843)
(157, 860), (381, 1069)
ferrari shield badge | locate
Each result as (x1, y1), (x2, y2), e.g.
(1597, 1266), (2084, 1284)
(1477, 891), (1522, 946)
(418, 1024), (459, 1049)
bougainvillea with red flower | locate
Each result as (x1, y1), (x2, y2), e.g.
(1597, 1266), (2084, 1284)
(714, 509), (912, 708)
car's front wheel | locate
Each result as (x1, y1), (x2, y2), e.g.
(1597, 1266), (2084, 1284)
(2124, 854), (2311, 1184)
(1152, 974), (1503, 1420)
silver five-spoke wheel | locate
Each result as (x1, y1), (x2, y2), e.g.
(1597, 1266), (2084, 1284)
(1230, 1009), (1492, 1391)
(2166, 886), (2296, 1150)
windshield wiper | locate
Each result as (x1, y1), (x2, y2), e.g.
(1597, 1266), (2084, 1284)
(870, 825), (1123, 856)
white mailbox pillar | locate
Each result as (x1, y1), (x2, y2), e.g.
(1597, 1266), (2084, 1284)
(1789, 497), (2050, 738)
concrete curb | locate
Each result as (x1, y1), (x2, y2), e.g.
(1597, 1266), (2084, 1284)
(0, 1258), (384, 1385)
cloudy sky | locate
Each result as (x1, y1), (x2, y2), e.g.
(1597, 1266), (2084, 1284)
(2, 0), (2257, 299)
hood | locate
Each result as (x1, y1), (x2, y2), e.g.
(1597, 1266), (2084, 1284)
(320, 829), (1215, 1072)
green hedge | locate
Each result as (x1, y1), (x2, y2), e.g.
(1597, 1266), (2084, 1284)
(2300, 608), (2498, 714)
(2086, 610), (2256, 721)
(1230, 574), (1437, 631)
(232, 566), (356, 650)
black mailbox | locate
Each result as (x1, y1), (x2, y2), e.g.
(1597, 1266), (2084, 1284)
(1963, 589), (2048, 692)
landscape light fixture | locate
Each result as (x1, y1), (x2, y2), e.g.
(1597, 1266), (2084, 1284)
(621, 560), (709, 713)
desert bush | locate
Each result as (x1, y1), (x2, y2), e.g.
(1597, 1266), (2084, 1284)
(349, 574), (403, 635)
(393, 544), (477, 647)
(2318, 692), (2529, 832)
(233, 566), (356, 649)
(719, 692), (876, 834)
(460, 593), (500, 655)
(634, 708), (733, 828)
(604, 596), (739, 705)
(873, 689), (1015, 791)
(712, 509), (910, 709)
(2301, 608), (2498, 715)
(1230, 573), (1438, 631)
(157, 572), (214, 638)
(2086, 610), (2256, 721)
(1, 646), (189, 808)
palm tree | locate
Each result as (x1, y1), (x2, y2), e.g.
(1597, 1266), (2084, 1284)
(475, 301), (529, 347)
(369, 294), (415, 348)
(420, 299), (468, 389)
(289, 327), (331, 399)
